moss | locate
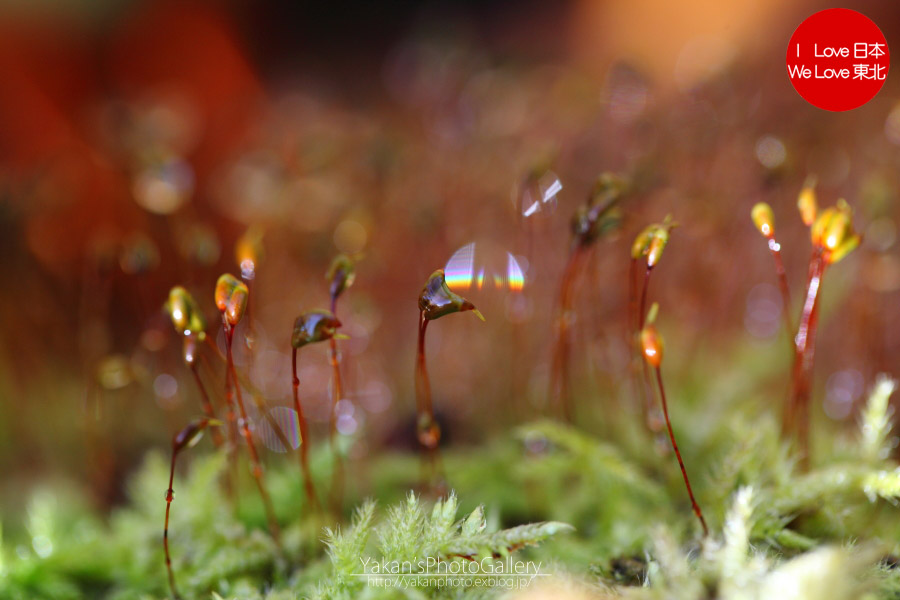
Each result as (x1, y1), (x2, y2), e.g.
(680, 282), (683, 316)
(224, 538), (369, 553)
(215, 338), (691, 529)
(1, 378), (899, 599)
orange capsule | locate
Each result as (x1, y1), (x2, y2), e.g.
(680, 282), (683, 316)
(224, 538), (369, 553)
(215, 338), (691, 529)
(215, 273), (249, 326)
(641, 324), (664, 368)
(226, 285), (248, 326)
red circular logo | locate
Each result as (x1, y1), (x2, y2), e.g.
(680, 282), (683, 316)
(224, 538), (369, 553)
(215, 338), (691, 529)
(786, 8), (889, 111)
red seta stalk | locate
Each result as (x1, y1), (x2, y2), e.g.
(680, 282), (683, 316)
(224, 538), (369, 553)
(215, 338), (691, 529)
(291, 347), (320, 511)
(786, 250), (826, 466)
(164, 452), (181, 600)
(415, 313), (433, 424)
(201, 335), (294, 454)
(415, 312), (444, 490)
(635, 264), (663, 434)
(224, 324), (281, 545)
(189, 364), (223, 448)
(219, 335), (241, 507)
(766, 236), (794, 343)
(327, 295), (346, 513)
(653, 366), (709, 537)
(638, 266), (652, 330)
(549, 246), (586, 422)
(413, 269), (481, 493)
(628, 259), (643, 407)
(163, 418), (217, 600)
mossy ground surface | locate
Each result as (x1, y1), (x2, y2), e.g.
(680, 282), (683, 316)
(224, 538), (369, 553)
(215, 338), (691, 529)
(3, 372), (900, 600)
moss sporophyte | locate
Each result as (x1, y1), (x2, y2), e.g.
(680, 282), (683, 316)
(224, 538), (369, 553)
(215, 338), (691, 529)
(291, 308), (346, 511)
(629, 216), (676, 435)
(164, 417), (221, 600)
(165, 287), (223, 449)
(551, 173), (627, 422)
(751, 202), (793, 339)
(640, 303), (708, 537)
(325, 254), (356, 512)
(215, 273), (281, 545)
(750, 183), (861, 467)
(416, 269), (484, 490)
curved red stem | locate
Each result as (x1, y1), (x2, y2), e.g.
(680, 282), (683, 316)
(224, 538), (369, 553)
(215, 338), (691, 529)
(164, 450), (181, 600)
(767, 235), (794, 343)
(189, 364), (223, 448)
(414, 312), (444, 492)
(328, 295), (346, 513)
(225, 325), (281, 545)
(654, 366), (708, 537)
(787, 250), (826, 467)
(292, 347), (320, 511)
(549, 247), (585, 422)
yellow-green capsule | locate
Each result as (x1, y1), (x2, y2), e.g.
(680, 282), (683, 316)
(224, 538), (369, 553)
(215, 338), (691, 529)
(418, 269), (485, 321)
(822, 211), (851, 251)
(827, 232), (860, 264)
(751, 202), (775, 238)
(646, 228), (670, 268)
(811, 199), (860, 264)
(166, 286), (206, 338)
(215, 273), (249, 326)
(291, 309), (343, 348)
(631, 224), (656, 259)
(797, 182), (818, 227)
(326, 254), (356, 301)
(811, 202), (849, 249)
(645, 301), (659, 326)
(821, 199), (859, 263)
